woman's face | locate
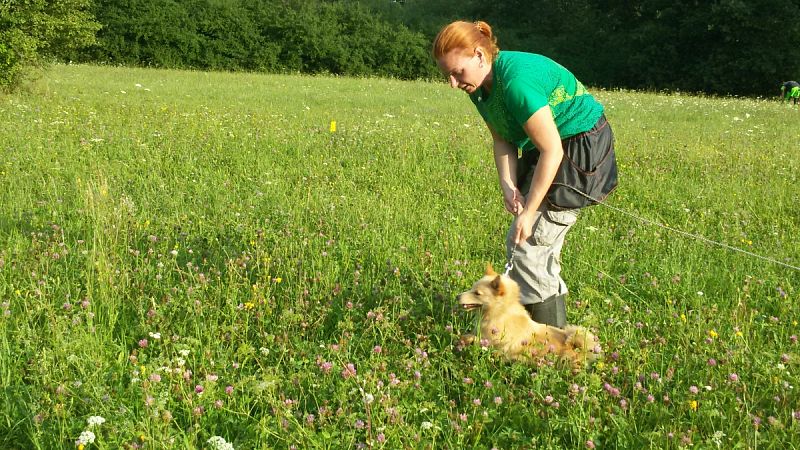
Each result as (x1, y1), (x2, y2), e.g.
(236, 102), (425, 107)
(436, 48), (489, 94)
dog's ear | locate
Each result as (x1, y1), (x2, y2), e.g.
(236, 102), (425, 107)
(485, 263), (497, 276)
(490, 275), (505, 296)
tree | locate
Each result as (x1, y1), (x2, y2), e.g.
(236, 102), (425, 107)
(0, 0), (100, 91)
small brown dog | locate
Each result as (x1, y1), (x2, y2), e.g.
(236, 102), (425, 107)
(457, 265), (601, 370)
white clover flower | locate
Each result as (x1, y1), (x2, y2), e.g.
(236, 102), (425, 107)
(76, 430), (96, 445)
(421, 421), (433, 430)
(178, 349), (191, 357)
(363, 393), (374, 405)
(149, 332), (161, 340)
(87, 415), (106, 427)
(207, 435), (234, 450)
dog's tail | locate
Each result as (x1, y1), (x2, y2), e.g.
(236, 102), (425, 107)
(564, 325), (602, 365)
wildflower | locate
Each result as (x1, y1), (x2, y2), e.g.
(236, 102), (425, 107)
(494, 396), (503, 405)
(729, 373), (739, 382)
(354, 419), (365, 429)
(708, 330), (718, 339)
(586, 440), (596, 449)
(148, 373), (161, 383)
(376, 433), (385, 443)
(138, 339), (148, 348)
(364, 393), (374, 404)
(373, 345), (382, 354)
(148, 332), (161, 340)
(319, 361), (333, 374)
(195, 385), (204, 394)
(76, 431), (96, 446)
(330, 121), (337, 132)
(207, 435), (235, 450)
(86, 416), (105, 427)
(689, 385), (699, 394)
(421, 421), (433, 430)
(341, 363), (356, 378)
(225, 385), (234, 395)
(473, 398), (481, 406)
(707, 358), (717, 366)
(688, 400), (698, 411)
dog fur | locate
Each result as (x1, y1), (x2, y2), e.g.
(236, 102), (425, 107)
(457, 265), (601, 370)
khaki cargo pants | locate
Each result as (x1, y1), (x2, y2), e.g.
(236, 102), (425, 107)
(506, 184), (580, 306)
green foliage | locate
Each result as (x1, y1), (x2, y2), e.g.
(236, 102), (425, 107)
(81, 0), (438, 79)
(363, 0), (800, 96)
(0, 0), (99, 91)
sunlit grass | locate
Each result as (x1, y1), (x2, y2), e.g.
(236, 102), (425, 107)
(0, 64), (798, 449)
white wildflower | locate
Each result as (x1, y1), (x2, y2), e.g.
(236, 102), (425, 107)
(421, 421), (433, 430)
(86, 415), (106, 427)
(207, 435), (234, 450)
(76, 430), (96, 445)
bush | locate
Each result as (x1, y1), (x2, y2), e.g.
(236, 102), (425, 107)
(0, 0), (99, 91)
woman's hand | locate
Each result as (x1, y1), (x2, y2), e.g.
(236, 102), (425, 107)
(502, 185), (525, 216)
(511, 209), (536, 244)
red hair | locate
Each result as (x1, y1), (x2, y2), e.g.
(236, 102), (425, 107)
(432, 20), (499, 62)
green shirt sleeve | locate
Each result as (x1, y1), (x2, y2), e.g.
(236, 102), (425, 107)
(504, 78), (549, 126)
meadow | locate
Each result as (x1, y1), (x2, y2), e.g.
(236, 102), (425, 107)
(0, 64), (798, 449)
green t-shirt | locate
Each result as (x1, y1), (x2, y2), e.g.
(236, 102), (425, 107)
(470, 51), (604, 153)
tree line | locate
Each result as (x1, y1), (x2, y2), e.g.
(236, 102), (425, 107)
(3, 0), (799, 96)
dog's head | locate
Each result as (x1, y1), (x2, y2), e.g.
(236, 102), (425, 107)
(457, 264), (519, 313)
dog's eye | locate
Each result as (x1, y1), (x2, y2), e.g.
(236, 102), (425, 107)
(474, 291), (481, 296)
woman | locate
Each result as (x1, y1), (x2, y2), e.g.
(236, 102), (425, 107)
(433, 20), (616, 328)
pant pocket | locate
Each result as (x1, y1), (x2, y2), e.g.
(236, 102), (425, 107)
(532, 209), (579, 246)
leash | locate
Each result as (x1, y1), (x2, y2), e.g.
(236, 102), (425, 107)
(555, 184), (800, 273)
(503, 243), (518, 276)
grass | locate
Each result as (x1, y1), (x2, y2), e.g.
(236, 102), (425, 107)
(0, 63), (799, 449)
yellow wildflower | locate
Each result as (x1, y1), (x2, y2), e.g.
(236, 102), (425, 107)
(244, 302), (255, 311)
(689, 400), (698, 411)
(708, 330), (718, 339)
(680, 314), (687, 322)
(735, 330), (743, 337)
(330, 121), (337, 132)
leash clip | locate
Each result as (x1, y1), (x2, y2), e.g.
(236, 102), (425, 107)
(503, 244), (518, 276)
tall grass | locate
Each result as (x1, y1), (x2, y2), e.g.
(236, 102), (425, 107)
(0, 64), (798, 449)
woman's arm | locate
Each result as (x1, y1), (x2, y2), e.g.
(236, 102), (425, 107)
(489, 124), (524, 215)
(511, 105), (564, 244)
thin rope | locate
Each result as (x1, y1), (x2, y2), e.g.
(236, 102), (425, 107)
(556, 184), (800, 273)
